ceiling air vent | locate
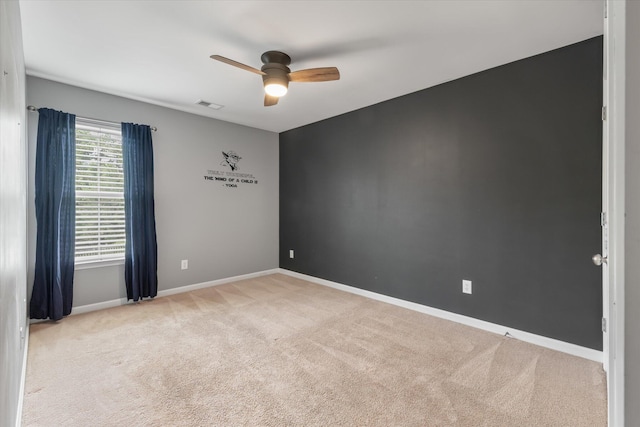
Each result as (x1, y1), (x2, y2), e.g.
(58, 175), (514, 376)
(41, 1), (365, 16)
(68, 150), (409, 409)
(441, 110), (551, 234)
(196, 100), (224, 110)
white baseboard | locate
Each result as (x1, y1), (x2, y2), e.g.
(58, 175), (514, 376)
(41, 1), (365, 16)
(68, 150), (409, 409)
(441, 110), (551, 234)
(70, 297), (128, 316)
(54, 268), (281, 318)
(278, 268), (603, 363)
(16, 321), (29, 427)
(156, 268), (280, 298)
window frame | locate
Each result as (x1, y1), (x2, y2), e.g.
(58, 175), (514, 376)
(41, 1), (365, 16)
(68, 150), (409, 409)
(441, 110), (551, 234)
(74, 118), (126, 268)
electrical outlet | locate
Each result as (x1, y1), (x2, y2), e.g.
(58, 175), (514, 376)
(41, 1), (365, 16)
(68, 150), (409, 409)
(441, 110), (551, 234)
(289, 250), (294, 259)
(181, 259), (188, 270)
(462, 280), (472, 294)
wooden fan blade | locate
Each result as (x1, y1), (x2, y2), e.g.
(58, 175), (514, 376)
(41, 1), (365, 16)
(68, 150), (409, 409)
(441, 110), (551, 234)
(289, 67), (340, 82)
(264, 94), (279, 107)
(210, 55), (265, 75)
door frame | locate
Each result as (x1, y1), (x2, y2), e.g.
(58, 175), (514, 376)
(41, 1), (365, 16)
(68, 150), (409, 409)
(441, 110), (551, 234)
(604, 0), (625, 425)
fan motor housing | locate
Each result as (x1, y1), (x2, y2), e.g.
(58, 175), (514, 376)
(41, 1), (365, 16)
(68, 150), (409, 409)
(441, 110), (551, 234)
(261, 63), (290, 89)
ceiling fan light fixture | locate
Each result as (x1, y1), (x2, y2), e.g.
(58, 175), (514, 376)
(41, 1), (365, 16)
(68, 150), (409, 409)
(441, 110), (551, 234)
(264, 82), (288, 97)
(211, 50), (339, 106)
(262, 64), (290, 98)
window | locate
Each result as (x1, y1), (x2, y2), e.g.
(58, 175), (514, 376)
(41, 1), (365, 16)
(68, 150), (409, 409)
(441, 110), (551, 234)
(75, 118), (125, 264)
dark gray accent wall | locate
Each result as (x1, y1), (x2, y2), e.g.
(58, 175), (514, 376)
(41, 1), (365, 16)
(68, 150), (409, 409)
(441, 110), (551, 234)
(280, 37), (603, 350)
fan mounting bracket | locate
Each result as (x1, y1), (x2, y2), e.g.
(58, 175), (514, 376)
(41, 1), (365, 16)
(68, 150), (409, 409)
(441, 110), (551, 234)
(261, 51), (291, 66)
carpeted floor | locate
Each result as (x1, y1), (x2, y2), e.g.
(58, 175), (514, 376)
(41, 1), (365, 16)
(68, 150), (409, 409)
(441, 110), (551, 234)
(23, 273), (607, 426)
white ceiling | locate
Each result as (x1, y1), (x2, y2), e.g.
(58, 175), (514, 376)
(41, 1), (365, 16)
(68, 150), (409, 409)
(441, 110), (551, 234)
(19, 0), (603, 133)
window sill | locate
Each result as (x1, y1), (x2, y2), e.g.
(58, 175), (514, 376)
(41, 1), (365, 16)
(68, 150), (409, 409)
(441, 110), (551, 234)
(75, 258), (125, 270)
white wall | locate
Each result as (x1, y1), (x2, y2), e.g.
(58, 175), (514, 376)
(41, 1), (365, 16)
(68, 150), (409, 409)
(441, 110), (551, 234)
(26, 77), (279, 307)
(0, 1), (28, 425)
(626, 1), (640, 424)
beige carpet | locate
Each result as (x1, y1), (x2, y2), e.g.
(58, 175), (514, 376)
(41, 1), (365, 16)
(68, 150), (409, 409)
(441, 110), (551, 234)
(23, 274), (606, 426)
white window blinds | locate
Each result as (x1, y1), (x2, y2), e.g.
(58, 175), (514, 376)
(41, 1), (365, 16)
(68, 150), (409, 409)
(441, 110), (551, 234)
(75, 118), (125, 264)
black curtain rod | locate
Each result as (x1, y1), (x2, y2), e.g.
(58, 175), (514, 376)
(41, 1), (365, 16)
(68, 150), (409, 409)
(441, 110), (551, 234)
(26, 105), (158, 132)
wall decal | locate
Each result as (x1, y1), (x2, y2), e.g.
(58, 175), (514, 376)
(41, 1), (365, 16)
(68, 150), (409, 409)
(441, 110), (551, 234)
(204, 150), (259, 189)
(221, 150), (241, 171)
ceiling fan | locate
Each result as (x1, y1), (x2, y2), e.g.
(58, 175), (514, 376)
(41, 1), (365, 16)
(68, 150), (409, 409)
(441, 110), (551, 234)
(210, 51), (340, 106)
